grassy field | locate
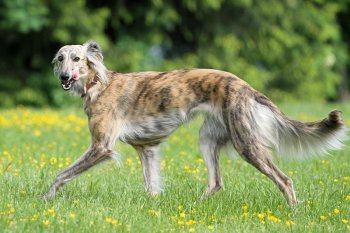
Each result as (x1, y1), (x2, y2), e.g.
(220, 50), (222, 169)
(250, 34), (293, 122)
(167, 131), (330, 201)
(0, 103), (349, 232)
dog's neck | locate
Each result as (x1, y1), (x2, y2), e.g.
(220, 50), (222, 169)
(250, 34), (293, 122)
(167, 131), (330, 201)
(81, 73), (100, 98)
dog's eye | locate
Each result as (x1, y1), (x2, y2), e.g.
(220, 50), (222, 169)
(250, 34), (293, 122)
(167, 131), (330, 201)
(73, 57), (80, 62)
(58, 55), (63, 62)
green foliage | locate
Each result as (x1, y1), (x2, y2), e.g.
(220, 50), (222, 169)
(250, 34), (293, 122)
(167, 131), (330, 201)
(0, 0), (349, 107)
(0, 0), (49, 33)
(48, 0), (110, 46)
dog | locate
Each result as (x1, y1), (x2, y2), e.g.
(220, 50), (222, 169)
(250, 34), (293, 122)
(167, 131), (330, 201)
(43, 40), (346, 206)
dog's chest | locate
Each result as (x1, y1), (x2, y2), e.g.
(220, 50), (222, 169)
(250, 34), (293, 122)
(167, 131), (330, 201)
(118, 111), (187, 145)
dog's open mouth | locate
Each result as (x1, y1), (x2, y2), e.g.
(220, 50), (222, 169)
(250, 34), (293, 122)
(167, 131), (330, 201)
(61, 79), (75, 91)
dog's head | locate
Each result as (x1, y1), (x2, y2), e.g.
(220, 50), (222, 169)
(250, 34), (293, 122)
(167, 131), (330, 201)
(52, 41), (107, 96)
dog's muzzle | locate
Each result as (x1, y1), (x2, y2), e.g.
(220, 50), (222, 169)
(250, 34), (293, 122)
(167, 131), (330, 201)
(60, 73), (75, 91)
(61, 79), (75, 91)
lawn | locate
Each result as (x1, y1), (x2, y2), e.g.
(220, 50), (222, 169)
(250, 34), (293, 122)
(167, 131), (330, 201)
(0, 103), (349, 232)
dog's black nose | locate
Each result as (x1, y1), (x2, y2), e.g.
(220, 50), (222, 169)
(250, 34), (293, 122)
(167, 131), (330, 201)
(60, 73), (70, 81)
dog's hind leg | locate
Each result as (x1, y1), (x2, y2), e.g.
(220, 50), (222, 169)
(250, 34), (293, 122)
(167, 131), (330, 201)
(134, 144), (162, 195)
(199, 117), (227, 198)
(229, 108), (297, 206)
(238, 143), (297, 207)
(43, 147), (115, 200)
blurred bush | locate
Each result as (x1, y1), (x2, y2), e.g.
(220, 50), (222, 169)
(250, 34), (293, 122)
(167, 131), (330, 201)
(0, 0), (349, 107)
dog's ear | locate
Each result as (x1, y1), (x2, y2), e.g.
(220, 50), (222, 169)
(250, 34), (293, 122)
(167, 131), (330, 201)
(83, 40), (103, 62)
(51, 52), (60, 76)
(51, 52), (58, 64)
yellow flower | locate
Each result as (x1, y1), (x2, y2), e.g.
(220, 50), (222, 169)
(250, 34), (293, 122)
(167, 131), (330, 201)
(42, 220), (50, 226)
(126, 159), (133, 166)
(286, 220), (295, 227)
(178, 205), (183, 211)
(341, 219), (348, 224)
(257, 213), (265, 220)
(47, 208), (55, 216)
(178, 220), (184, 225)
(268, 215), (281, 223)
(186, 220), (195, 225)
(345, 195), (350, 201)
(69, 213), (76, 219)
(50, 157), (57, 165)
(105, 217), (113, 223)
(242, 212), (248, 217)
(333, 208), (340, 214)
(111, 219), (118, 226)
(320, 215), (327, 220)
(208, 225), (214, 230)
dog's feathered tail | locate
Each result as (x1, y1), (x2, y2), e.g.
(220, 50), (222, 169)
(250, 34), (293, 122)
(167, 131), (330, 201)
(249, 97), (347, 159)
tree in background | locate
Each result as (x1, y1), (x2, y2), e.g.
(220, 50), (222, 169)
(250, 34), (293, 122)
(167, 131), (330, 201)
(0, 0), (349, 107)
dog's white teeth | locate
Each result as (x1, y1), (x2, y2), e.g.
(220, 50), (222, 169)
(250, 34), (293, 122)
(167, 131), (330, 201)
(61, 80), (73, 90)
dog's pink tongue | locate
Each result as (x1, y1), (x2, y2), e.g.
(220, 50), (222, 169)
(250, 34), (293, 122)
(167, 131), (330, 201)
(72, 70), (79, 80)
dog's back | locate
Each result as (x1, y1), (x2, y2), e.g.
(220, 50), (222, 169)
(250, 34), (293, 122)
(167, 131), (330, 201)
(95, 69), (345, 159)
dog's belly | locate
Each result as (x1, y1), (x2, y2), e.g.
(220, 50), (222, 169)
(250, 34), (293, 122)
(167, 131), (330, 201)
(118, 111), (187, 145)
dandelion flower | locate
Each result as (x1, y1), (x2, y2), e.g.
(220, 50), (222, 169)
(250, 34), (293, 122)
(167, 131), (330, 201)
(42, 220), (50, 226)
(111, 219), (118, 226)
(333, 208), (340, 214)
(320, 215), (327, 220)
(186, 220), (195, 225)
(47, 208), (55, 216)
(242, 205), (248, 211)
(69, 213), (76, 219)
(286, 220), (294, 227)
(341, 219), (348, 224)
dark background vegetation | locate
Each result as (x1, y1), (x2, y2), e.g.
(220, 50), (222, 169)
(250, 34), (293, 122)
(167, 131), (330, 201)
(0, 0), (349, 107)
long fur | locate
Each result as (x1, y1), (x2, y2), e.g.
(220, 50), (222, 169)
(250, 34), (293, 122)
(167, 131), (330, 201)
(251, 103), (346, 158)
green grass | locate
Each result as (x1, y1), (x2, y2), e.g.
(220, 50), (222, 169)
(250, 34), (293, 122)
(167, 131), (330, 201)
(0, 103), (349, 232)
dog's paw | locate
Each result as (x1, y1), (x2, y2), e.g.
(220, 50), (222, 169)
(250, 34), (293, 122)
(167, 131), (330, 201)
(200, 185), (223, 200)
(42, 192), (54, 201)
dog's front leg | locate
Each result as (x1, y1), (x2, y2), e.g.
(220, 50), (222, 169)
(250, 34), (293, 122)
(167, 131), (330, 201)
(134, 144), (163, 195)
(43, 146), (114, 200)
